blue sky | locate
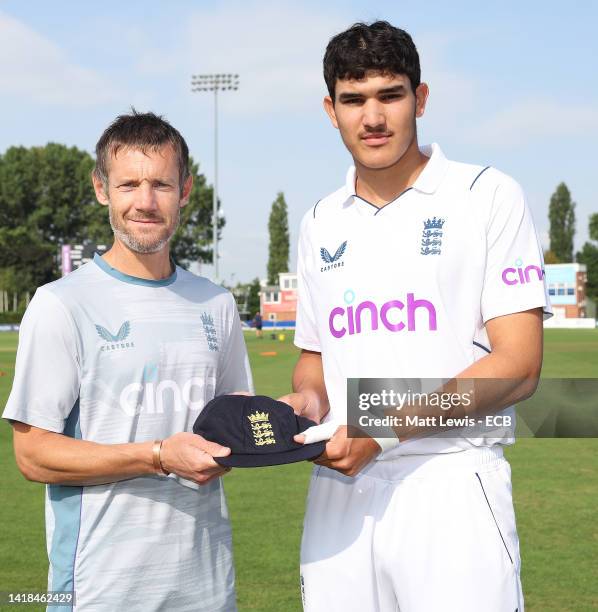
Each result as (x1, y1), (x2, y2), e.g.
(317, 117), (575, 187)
(1, 0), (597, 283)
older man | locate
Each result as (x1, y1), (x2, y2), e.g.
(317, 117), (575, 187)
(3, 110), (252, 611)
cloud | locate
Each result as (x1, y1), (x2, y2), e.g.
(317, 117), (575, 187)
(468, 98), (598, 147)
(0, 11), (120, 107)
(131, 4), (484, 125)
(135, 1), (348, 116)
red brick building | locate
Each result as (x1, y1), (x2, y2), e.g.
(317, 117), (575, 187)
(260, 273), (297, 324)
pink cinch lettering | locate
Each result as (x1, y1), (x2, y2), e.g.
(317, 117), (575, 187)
(347, 306), (355, 335)
(328, 294), (438, 338)
(407, 293), (437, 331)
(524, 265), (544, 282)
(355, 301), (378, 334)
(502, 268), (518, 285)
(380, 300), (405, 331)
(329, 307), (346, 338)
(517, 267), (525, 284)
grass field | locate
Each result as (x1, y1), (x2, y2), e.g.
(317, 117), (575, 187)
(0, 329), (597, 611)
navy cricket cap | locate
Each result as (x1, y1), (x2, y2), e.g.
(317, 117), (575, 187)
(193, 395), (325, 468)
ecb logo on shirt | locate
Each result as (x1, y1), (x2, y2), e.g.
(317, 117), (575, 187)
(96, 320), (135, 351)
(201, 312), (219, 351)
(320, 240), (348, 272)
(420, 217), (445, 255)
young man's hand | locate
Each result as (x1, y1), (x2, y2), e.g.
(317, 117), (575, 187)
(311, 426), (381, 477)
(160, 432), (232, 485)
(278, 391), (324, 424)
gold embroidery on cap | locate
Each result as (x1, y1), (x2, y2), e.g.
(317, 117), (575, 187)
(248, 411), (276, 446)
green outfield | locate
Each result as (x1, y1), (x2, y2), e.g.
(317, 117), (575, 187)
(0, 329), (597, 611)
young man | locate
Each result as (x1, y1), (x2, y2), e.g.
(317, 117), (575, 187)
(253, 311), (263, 338)
(3, 111), (253, 611)
(287, 21), (551, 612)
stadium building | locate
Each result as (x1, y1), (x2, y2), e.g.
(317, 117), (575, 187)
(260, 272), (297, 327)
(544, 263), (595, 328)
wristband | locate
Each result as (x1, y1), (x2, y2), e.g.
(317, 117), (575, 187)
(152, 440), (169, 475)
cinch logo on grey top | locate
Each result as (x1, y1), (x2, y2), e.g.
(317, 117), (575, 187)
(320, 240), (348, 272)
(420, 217), (445, 256)
(96, 321), (135, 351)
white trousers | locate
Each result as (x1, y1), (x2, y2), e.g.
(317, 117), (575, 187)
(300, 446), (523, 612)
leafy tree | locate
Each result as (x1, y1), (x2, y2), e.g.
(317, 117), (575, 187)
(267, 192), (289, 285)
(247, 277), (261, 315)
(171, 157), (224, 269)
(576, 213), (598, 301)
(0, 145), (221, 296)
(0, 226), (55, 297)
(0, 144), (102, 298)
(549, 182), (576, 262)
(543, 250), (560, 264)
(0, 144), (100, 243)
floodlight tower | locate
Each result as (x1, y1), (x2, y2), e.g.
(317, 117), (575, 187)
(191, 73), (239, 283)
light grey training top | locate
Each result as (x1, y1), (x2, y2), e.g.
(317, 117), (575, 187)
(3, 254), (253, 611)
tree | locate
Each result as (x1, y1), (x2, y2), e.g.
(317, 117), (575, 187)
(549, 182), (576, 262)
(576, 213), (598, 302)
(0, 226), (56, 298)
(0, 144), (102, 244)
(543, 250), (560, 264)
(0, 144), (103, 298)
(247, 277), (261, 315)
(0, 145), (221, 296)
(267, 192), (289, 285)
(170, 156), (225, 269)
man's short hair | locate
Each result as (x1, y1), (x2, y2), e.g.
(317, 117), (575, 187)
(323, 21), (421, 101)
(94, 109), (190, 193)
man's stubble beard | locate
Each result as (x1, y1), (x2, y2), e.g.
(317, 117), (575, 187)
(108, 203), (181, 255)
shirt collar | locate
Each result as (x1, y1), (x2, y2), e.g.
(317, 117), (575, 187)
(412, 143), (449, 194)
(343, 142), (450, 204)
(93, 253), (178, 287)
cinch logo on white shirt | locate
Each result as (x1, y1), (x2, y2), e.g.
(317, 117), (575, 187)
(328, 290), (438, 339)
(501, 258), (545, 285)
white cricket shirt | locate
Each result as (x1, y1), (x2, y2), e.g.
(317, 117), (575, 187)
(294, 144), (552, 458)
